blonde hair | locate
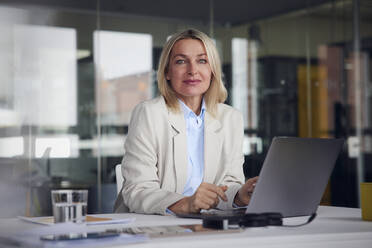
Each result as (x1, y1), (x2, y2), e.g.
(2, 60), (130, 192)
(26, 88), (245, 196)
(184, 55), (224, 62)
(157, 28), (227, 117)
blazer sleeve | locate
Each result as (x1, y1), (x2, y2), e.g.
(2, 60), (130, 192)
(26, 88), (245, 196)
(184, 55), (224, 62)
(216, 109), (245, 210)
(121, 102), (184, 215)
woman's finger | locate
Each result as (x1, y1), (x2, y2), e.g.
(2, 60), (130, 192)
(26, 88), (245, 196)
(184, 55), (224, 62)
(199, 183), (228, 202)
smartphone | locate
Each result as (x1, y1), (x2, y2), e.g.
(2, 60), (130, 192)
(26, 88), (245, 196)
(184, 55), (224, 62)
(40, 230), (119, 241)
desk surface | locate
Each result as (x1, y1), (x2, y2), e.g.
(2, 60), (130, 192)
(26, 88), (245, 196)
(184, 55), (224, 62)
(1, 206), (372, 248)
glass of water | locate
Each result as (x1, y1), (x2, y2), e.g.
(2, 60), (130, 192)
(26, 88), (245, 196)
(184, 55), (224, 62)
(51, 189), (88, 224)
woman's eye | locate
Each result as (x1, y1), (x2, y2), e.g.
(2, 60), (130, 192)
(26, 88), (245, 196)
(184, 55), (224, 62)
(175, 59), (185, 64)
(199, 59), (207, 64)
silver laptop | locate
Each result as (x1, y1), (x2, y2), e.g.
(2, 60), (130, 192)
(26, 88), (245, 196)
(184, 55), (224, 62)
(245, 137), (344, 217)
(176, 137), (344, 219)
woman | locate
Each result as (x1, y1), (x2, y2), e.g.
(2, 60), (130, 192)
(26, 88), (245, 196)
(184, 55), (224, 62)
(114, 29), (258, 215)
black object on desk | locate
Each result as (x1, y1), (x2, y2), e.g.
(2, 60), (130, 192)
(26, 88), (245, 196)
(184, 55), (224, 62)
(201, 212), (283, 229)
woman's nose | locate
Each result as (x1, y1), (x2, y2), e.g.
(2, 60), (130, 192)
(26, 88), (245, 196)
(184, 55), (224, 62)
(187, 61), (198, 75)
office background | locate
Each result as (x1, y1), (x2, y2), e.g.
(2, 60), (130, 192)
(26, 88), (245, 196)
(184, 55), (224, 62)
(0, 0), (371, 217)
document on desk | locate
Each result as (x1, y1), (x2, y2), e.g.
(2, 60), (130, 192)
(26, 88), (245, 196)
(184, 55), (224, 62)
(1, 233), (148, 248)
(18, 215), (135, 226)
(1, 222), (147, 248)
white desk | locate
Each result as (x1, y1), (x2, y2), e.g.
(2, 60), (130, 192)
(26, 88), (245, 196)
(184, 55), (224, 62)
(1, 206), (372, 248)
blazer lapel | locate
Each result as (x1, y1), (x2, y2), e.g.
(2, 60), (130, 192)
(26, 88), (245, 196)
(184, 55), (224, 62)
(169, 109), (188, 194)
(203, 111), (222, 184)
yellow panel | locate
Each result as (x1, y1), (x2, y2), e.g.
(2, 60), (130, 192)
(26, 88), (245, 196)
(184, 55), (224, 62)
(297, 64), (331, 205)
(297, 65), (329, 138)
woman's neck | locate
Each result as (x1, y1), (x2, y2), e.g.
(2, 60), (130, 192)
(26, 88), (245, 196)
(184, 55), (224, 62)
(178, 95), (203, 115)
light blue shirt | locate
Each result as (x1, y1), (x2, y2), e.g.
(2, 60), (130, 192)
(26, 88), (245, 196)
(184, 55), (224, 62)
(166, 99), (239, 214)
(178, 99), (206, 196)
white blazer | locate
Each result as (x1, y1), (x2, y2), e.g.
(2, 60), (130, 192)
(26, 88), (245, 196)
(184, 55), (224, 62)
(114, 96), (245, 215)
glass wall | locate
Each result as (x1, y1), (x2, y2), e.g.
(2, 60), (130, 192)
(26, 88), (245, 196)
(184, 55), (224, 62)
(0, 0), (371, 217)
(228, 0), (372, 207)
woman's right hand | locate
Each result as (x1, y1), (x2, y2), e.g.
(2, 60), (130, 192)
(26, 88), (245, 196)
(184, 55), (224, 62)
(168, 183), (228, 214)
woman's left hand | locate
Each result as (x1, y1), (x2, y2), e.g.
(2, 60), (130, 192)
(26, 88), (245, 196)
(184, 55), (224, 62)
(234, 176), (259, 207)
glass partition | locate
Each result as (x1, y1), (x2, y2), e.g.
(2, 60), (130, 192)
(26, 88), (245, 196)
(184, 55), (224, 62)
(229, 0), (372, 207)
(0, 0), (371, 217)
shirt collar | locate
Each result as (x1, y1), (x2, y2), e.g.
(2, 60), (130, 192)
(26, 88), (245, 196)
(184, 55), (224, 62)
(178, 98), (206, 119)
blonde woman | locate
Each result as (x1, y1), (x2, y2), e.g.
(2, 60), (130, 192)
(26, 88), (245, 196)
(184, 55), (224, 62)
(114, 29), (258, 215)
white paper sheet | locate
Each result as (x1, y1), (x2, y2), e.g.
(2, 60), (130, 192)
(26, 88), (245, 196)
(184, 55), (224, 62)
(17, 215), (135, 226)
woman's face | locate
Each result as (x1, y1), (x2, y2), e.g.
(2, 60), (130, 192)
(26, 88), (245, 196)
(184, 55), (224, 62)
(166, 39), (212, 102)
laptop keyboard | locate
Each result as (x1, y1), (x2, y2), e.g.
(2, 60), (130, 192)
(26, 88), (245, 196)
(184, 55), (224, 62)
(201, 208), (247, 217)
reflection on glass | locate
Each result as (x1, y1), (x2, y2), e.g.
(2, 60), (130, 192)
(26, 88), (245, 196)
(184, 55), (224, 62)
(14, 25), (77, 126)
(232, 38), (259, 130)
(0, 136), (24, 157)
(93, 31), (153, 125)
(0, 7), (27, 114)
(232, 38), (248, 128)
(79, 134), (126, 157)
(243, 135), (262, 156)
(35, 135), (79, 158)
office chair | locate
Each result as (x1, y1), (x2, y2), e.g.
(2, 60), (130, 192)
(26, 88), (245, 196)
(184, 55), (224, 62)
(115, 164), (124, 195)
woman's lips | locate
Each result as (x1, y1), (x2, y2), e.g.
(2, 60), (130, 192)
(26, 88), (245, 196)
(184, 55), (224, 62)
(183, 79), (201, 85)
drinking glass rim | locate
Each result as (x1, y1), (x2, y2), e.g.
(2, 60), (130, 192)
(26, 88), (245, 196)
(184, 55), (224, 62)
(51, 189), (88, 194)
